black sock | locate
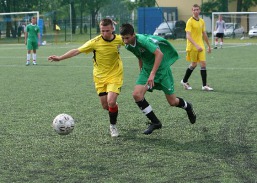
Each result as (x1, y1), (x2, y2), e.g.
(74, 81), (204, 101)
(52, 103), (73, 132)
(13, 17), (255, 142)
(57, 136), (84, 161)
(183, 68), (194, 82)
(109, 111), (118, 125)
(136, 98), (160, 124)
(201, 69), (207, 86)
(176, 97), (191, 111)
(109, 105), (118, 125)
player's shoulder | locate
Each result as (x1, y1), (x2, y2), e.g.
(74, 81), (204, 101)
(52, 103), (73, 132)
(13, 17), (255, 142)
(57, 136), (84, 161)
(89, 35), (102, 43)
(114, 34), (124, 42)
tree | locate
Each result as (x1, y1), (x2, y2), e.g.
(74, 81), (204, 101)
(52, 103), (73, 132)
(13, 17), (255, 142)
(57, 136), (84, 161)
(236, 0), (257, 11)
(201, 0), (229, 13)
(85, 0), (111, 29)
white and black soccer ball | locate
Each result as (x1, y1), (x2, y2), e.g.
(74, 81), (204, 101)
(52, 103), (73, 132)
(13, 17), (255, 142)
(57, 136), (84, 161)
(52, 113), (75, 135)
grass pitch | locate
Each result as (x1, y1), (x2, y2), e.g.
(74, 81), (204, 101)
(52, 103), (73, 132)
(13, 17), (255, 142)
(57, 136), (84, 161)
(0, 39), (257, 182)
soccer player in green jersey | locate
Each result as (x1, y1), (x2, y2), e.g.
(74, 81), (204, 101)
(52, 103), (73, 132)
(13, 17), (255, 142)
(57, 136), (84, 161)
(120, 23), (196, 135)
(25, 17), (40, 66)
(48, 18), (124, 137)
(180, 4), (213, 91)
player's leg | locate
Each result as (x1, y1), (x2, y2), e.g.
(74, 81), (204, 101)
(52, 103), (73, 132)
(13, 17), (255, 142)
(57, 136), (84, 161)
(220, 34), (224, 48)
(133, 84), (162, 135)
(107, 91), (119, 125)
(199, 55), (213, 91)
(181, 51), (197, 90)
(98, 91), (119, 137)
(99, 92), (108, 110)
(26, 40), (32, 66)
(32, 49), (37, 65)
(166, 94), (196, 124)
(214, 36), (219, 49)
(32, 41), (38, 65)
(107, 83), (122, 137)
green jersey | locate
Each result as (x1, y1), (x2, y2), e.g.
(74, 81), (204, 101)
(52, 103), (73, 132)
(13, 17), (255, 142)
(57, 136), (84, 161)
(26, 23), (39, 41)
(125, 34), (179, 94)
(125, 34), (179, 72)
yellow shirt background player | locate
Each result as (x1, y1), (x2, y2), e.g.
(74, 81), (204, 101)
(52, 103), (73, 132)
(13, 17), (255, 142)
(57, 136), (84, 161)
(181, 4), (213, 91)
(48, 18), (124, 137)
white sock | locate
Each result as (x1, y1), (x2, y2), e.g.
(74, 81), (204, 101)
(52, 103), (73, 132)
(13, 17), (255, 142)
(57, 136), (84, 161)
(33, 54), (36, 62)
(220, 42), (223, 46)
(27, 54), (31, 61)
(215, 41), (218, 46)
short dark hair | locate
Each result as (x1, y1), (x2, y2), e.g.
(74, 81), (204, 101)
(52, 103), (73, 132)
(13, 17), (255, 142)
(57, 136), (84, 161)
(100, 18), (113, 26)
(120, 23), (134, 36)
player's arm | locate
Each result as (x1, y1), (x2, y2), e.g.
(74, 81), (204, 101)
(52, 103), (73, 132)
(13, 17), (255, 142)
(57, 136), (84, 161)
(138, 59), (143, 71)
(48, 49), (81, 62)
(202, 31), (211, 53)
(147, 48), (163, 88)
(186, 31), (202, 51)
(24, 31), (27, 45)
(37, 32), (40, 46)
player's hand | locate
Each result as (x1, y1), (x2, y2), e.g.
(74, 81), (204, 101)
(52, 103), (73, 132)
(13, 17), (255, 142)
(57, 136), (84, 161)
(197, 46), (203, 52)
(48, 55), (60, 62)
(146, 72), (155, 89)
(207, 46), (211, 53)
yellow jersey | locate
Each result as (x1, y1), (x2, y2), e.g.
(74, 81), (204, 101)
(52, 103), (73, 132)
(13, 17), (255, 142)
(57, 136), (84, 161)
(78, 35), (124, 84)
(185, 17), (206, 52)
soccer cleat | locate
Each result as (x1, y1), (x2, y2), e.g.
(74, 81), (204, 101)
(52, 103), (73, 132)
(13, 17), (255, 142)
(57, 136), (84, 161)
(202, 85), (214, 91)
(110, 124), (119, 137)
(33, 61), (37, 65)
(214, 46), (218, 49)
(181, 80), (192, 90)
(26, 61), (30, 66)
(143, 122), (162, 135)
(186, 102), (196, 124)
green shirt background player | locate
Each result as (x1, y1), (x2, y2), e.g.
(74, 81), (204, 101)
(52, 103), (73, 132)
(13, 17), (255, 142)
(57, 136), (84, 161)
(24, 17), (40, 66)
(120, 23), (196, 135)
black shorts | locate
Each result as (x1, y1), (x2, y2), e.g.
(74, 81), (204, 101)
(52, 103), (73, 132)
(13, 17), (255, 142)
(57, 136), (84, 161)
(216, 33), (224, 38)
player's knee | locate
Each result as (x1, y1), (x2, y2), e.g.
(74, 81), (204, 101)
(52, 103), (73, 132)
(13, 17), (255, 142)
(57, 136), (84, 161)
(132, 91), (143, 101)
(189, 65), (196, 70)
(108, 100), (117, 108)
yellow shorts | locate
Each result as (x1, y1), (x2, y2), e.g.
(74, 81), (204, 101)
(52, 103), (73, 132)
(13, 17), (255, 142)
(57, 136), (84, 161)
(186, 50), (206, 62)
(95, 81), (123, 95)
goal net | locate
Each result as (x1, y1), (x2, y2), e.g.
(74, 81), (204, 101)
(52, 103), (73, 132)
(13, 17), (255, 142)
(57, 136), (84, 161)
(0, 11), (40, 43)
(211, 12), (257, 45)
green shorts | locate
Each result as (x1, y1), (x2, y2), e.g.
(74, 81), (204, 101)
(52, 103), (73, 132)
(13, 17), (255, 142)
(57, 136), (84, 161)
(136, 68), (175, 95)
(27, 39), (38, 50)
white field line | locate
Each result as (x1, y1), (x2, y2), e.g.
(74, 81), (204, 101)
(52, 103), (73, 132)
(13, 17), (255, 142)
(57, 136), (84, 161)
(0, 43), (257, 70)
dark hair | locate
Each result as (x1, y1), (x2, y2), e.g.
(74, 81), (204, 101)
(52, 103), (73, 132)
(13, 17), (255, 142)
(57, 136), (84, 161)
(120, 23), (134, 36)
(100, 18), (113, 26)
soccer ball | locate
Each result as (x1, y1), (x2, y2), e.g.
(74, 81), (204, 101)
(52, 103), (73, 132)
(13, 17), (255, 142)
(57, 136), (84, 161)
(52, 113), (75, 135)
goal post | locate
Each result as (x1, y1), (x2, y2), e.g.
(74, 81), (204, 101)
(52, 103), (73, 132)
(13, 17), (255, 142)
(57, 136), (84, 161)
(211, 12), (257, 45)
(0, 11), (39, 42)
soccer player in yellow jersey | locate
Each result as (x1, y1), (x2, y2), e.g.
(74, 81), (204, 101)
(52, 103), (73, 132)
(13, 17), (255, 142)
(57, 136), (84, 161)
(181, 4), (214, 91)
(48, 18), (124, 137)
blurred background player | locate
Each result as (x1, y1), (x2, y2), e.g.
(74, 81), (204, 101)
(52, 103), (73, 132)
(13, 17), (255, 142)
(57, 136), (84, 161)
(24, 17), (40, 66)
(48, 18), (124, 137)
(214, 15), (226, 49)
(181, 4), (213, 91)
